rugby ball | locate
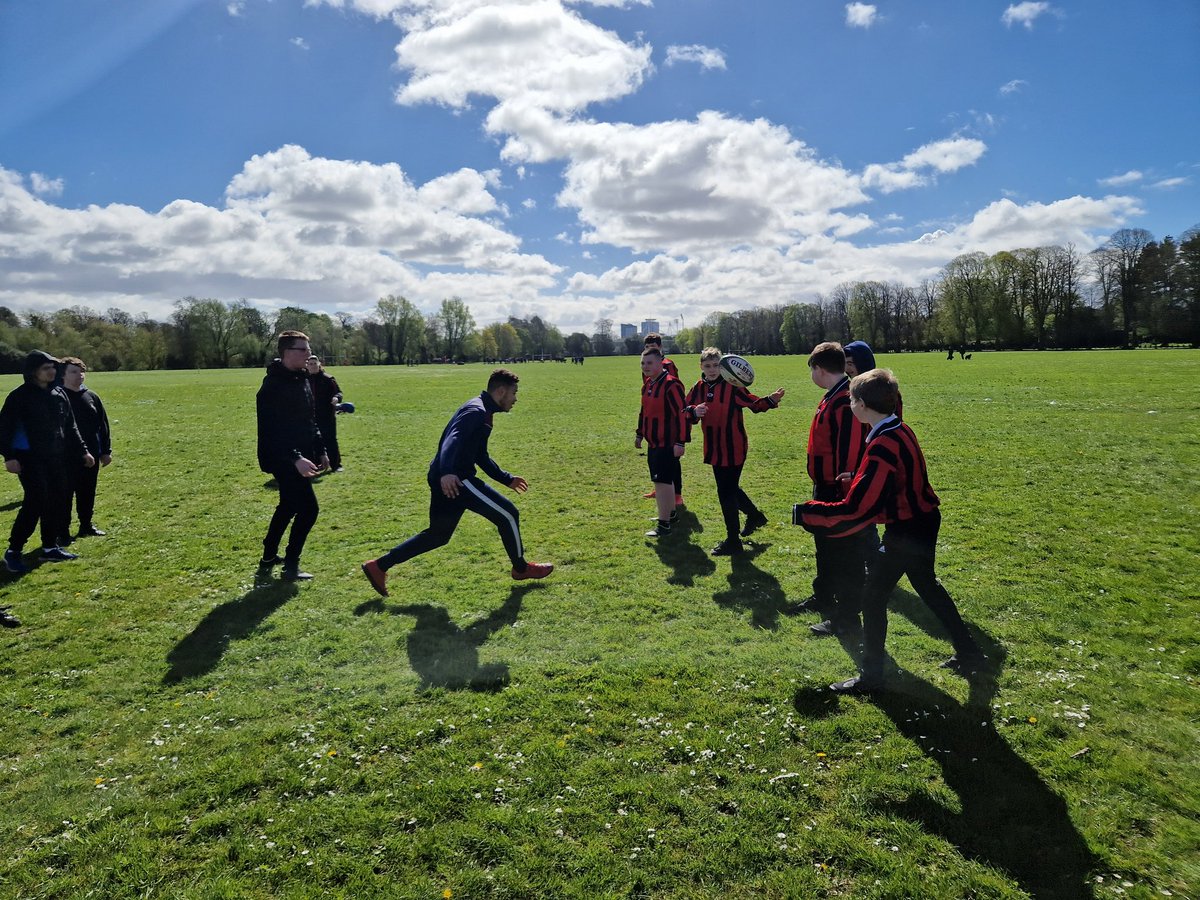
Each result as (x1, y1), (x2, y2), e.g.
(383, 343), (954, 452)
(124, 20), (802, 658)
(718, 354), (755, 387)
(337, 401), (356, 414)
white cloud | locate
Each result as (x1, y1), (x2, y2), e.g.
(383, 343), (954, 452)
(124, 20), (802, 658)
(227, 1), (245, 17)
(29, 173), (65, 197)
(389, 1), (652, 114)
(0, 151), (559, 322)
(1151, 177), (1188, 190)
(1002, 2), (1054, 30)
(291, 37), (311, 50)
(999, 79), (1027, 95)
(845, 2), (878, 28)
(665, 44), (726, 71)
(522, 198), (537, 209)
(861, 137), (987, 193)
(1098, 170), (1143, 187)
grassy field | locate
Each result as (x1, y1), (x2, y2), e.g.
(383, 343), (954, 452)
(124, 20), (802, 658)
(1, 350), (1197, 899)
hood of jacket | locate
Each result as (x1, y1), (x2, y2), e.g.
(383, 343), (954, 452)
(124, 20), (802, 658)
(23, 349), (59, 383)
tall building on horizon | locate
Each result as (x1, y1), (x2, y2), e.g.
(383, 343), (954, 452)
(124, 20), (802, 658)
(620, 323), (638, 339)
(640, 319), (660, 336)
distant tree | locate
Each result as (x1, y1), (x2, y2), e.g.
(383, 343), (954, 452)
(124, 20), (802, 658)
(564, 332), (592, 355)
(1098, 228), (1153, 346)
(592, 318), (615, 356)
(438, 297), (475, 360)
(373, 295), (424, 364)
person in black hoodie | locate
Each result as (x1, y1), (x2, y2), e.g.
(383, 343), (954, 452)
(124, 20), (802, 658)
(305, 354), (343, 472)
(60, 357), (113, 540)
(256, 331), (328, 581)
(360, 368), (553, 598)
(0, 350), (94, 575)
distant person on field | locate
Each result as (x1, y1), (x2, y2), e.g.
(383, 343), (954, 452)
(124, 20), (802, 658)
(637, 347), (689, 538)
(641, 333), (683, 505)
(257, 331), (328, 581)
(685, 347), (784, 555)
(60, 357), (113, 540)
(801, 341), (871, 637)
(305, 354), (344, 472)
(361, 368), (553, 597)
(798, 368), (984, 693)
(0, 350), (94, 574)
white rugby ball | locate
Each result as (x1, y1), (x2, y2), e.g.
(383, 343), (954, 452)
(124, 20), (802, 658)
(719, 354), (755, 387)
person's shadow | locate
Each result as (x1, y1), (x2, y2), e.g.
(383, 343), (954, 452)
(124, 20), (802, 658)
(711, 543), (797, 630)
(795, 638), (1098, 899)
(354, 585), (535, 692)
(649, 509), (716, 586)
(164, 571), (298, 684)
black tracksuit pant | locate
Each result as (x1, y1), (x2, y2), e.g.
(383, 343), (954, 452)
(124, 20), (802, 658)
(377, 476), (524, 571)
(9, 456), (70, 552)
(712, 464), (760, 541)
(68, 459), (100, 531)
(859, 509), (979, 678)
(263, 467), (320, 564)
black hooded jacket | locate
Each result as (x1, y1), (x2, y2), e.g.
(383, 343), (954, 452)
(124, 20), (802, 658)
(256, 358), (325, 473)
(0, 350), (88, 464)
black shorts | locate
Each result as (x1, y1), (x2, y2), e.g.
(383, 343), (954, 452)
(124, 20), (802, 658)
(647, 446), (680, 485)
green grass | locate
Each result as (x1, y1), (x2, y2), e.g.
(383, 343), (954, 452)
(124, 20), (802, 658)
(1, 351), (1197, 899)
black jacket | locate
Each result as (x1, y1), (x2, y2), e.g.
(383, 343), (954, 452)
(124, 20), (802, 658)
(428, 391), (512, 485)
(0, 351), (88, 463)
(66, 387), (112, 457)
(256, 359), (325, 473)
(308, 370), (342, 423)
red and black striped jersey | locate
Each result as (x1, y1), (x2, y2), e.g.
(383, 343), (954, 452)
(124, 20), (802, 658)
(685, 377), (777, 467)
(807, 376), (867, 488)
(637, 371), (688, 448)
(800, 417), (940, 537)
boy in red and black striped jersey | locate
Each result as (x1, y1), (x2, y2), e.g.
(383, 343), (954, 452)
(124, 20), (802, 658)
(685, 348), (784, 555)
(641, 333), (682, 504)
(799, 368), (983, 693)
(636, 347), (688, 537)
(803, 342), (871, 636)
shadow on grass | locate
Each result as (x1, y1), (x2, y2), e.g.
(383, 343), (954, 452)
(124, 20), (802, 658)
(794, 646), (1098, 899)
(164, 572), (299, 684)
(649, 509), (715, 586)
(353, 584), (537, 692)
(0, 499), (21, 512)
(711, 543), (799, 630)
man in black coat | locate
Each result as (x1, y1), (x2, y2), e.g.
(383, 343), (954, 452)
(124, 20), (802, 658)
(0, 350), (95, 575)
(256, 331), (328, 581)
(305, 354), (343, 472)
(61, 356), (113, 540)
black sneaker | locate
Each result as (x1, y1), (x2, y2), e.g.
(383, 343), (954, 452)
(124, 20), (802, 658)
(0, 606), (20, 628)
(78, 524), (106, 537)
(40, 547), (79, 562)
(4, 549), (28, 574)
(796, 595), (833, 614)
(645, 522), (671, 538)
(281, 565), (314, 581)
(710, 539), (743, 556)
(740, 510), (768, 537)
(258, 554), (285, 567)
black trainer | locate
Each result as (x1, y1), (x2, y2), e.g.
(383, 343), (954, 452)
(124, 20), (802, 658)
(644, 522), (671, 538)
(78, 524), (106, 537)
(258, 554), (285, 567)
(0, 606), (20, 628)
(740, 510), (768, 537)
(281, 565), (314, 581)
(829, 674), (884, 694)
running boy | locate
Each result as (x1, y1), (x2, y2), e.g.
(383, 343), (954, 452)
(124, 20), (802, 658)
(798, 368), (983, 693)
(636, 347), (688, 537)
(685, 348), (784, 555)
(803, 342), (870, 636)
(361, 369), (553, 597)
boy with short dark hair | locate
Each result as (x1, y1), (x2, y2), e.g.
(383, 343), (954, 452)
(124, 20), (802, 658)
(685, 348), (784, 555)
(803, 341), (869, 635)
(60, 356), (113, 540)
(636, 347), (687, 537)
(798, 368), (983, 693)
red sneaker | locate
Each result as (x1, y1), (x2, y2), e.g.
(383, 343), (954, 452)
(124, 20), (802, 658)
(643, 489), (657, 499)
(361, 559), (389, 597)
(512, 562), (554, 580)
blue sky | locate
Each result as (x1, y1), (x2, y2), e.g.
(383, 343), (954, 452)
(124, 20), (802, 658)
(1, 0), (1196, 334)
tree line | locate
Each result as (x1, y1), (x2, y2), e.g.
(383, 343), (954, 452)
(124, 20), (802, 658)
(1, 226), (1195, 372)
